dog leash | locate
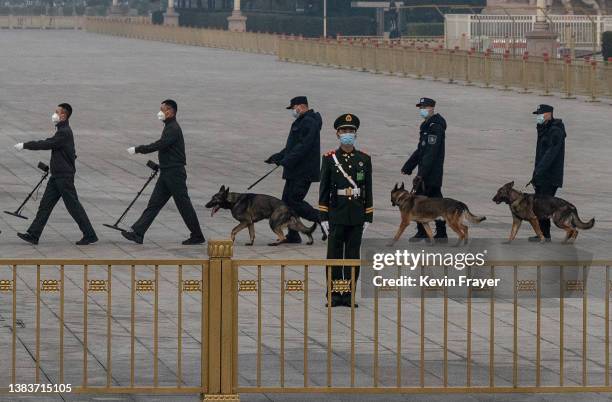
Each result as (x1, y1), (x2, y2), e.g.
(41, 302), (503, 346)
(410, 177), (425, 194)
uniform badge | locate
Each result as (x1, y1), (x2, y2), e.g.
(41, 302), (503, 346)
(421, 140), (426, 146)
(428, 135), (437, 145)
(346, 114), (352, 122)
(356, 171), (365, 181)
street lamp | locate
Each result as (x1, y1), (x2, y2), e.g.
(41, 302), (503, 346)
(323, 0), (327, 38)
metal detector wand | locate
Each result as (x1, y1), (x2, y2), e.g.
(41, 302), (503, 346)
(103, 160), (159, 231)
(4, 162), (50, 220)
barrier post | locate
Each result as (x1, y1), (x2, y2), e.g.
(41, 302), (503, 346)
(483, 49), (492, 89)
(448, 46), (459, 84)
(464, 47), (474, 86)
(501, 50), (512, 91)
(540, 53), (553, 96)
(562, 55), (576, 99)
(374, 43), (381, 74)
(416, 46), (424, 80)
(519, 52), (532, 94)
(432, 47), (440, 81)
(586, 60), (600, 103)
(203, 240), (239, 402)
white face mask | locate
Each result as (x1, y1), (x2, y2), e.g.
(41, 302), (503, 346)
(51, 112), (61, 124)
(157, 111), (165, 121)
(290, 108), (299, 119)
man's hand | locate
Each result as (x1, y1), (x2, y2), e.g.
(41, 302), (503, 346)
(265, 155), (280, 166)
(127, 147), (136, 155)
(321, 221), (329, 234)
(14, 143), (24, 151)
(362, 222), (370, 235)
(412, 175), (423, 189)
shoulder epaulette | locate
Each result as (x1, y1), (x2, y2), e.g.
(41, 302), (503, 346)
(324, 149), (336, 157)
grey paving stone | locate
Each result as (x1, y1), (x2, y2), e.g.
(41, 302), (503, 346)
(0, 30), (611, 402)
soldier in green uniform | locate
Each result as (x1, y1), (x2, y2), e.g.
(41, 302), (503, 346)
(319, 114), (373, 307)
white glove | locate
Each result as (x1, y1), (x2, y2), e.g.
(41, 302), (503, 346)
(362, 222), (370, 235)
(14, 143), (24, 151)
(127, 146), (136, 155)
(321, 221), (329, 233)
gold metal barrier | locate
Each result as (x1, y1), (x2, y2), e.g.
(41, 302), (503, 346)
(278, 37), (611, 102)
(82, 18), (610, 102)
(0, 251), (223, 399)
(2, 244), (612, 399)
(234, 258), (612, 395)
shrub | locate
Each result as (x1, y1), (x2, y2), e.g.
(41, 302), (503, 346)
(404, 23), (444, 37)
(178, 11), (376, 37)
(179, 11), (230, 29)
(602, 31), (612, 61)
(152, 10), (164, 25)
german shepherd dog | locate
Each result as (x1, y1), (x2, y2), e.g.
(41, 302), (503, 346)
(390, 183), (486, 246)
(205, 186), (317, 246)
(492, 181), (595, 243)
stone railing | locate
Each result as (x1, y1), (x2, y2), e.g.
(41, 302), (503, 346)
(0, 15), (85, 29)
(84, 17), (278, 55)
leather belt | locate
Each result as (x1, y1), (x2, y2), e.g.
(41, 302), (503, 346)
(337, 188), (360, 196)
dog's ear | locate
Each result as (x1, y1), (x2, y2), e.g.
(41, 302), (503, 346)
(224, 187), (230, 195)
(400, 182), (405, 190)
(393, 183), (398, 191)
(220, 185), (225, 192)
(509, 181), (514, 188)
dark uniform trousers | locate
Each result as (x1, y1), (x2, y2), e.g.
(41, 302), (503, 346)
(414, 185), (444, 234)
(132, 166), (203, 238)
(327, 223), (363, 284)
(27, 175), (96, 240)
(534, 185), (558, 238)
(282, 179), (320, 241)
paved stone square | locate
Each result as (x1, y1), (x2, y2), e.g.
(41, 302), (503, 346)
(0, 30), (611, 402)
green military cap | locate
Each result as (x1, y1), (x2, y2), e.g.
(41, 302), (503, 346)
(334, 113), (360, 131)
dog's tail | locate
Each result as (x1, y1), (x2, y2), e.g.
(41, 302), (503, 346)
(289, 217), (317, 235)
(463, 206), (487, 224)
(571, 211), (595, 230)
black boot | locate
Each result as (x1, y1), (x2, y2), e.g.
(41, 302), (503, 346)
(18, 232), (38, 245)
(342, 293), (358, 308)
(325, 293), (343, 308)
(409, 223), (428, 242)
(284, 229), (302, 244)
(434, 220), (448, 243)
(121, 230), (144, 244)
(319, 220), (328, 241)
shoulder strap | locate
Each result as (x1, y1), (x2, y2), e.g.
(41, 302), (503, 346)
(331, 153), (358, 189)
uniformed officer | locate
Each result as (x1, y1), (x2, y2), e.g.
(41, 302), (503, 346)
(401, 97), (448, 242)
(529, 104), (566, 242)
(121, 99), (205, 245)
(13, 103), (98, 245)
(319, 114), (373, 307)
(266, 96), (323, 243)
